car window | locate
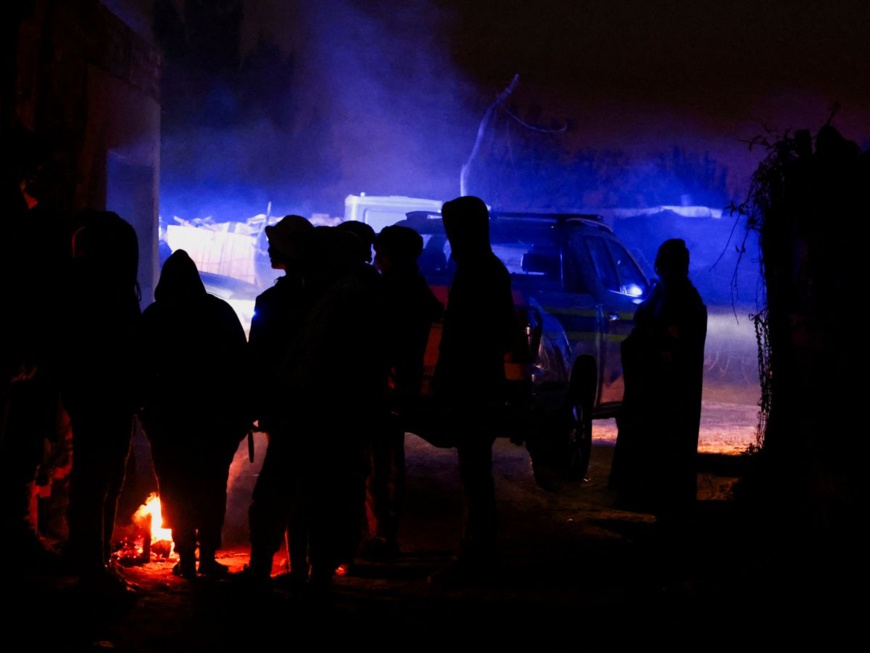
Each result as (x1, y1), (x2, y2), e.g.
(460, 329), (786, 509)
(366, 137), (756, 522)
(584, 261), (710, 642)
(491, 225), (564, 293)
(404, 214), (646, 298)
(584, 236), (621, 293)
(607, 240), (649, 298)
(580, 234), (648, 298)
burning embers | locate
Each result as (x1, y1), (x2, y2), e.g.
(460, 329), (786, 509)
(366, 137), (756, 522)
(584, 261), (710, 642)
(112, 493), (174, 567)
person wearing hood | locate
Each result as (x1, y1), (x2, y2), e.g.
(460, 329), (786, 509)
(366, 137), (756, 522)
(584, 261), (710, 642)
(139, 249), (253, 579)
(427, 196), (516, 587)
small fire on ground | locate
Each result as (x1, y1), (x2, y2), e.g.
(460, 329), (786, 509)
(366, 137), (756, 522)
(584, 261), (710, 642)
(112, 492), (175, 567)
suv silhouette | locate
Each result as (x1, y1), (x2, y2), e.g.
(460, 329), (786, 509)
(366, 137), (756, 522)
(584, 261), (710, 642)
(397, 209), (652, 487)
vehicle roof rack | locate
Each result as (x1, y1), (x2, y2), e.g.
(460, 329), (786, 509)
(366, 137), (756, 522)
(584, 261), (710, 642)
(491, 211), (612, 232)
(403, 209), (612, 233)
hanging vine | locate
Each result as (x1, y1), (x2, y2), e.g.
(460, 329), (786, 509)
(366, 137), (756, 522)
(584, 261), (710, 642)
(725, 126), (803, 451)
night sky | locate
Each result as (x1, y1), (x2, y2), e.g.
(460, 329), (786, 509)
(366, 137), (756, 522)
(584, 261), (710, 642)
(110, 0), (869, 220)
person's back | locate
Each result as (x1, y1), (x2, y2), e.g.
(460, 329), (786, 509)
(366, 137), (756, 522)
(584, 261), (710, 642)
(434, 197), (515, 401)
(139, 249), (251, 579)
(141, 251), (251, 432)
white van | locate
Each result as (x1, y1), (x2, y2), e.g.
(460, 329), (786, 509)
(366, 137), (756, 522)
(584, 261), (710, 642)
(343, 194), (444, 233)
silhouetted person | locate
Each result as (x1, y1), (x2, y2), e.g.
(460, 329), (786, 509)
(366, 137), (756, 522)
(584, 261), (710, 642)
(0, 124), (70, 570)
(336, 219), (376, 265)
(243, 214), (315, 587)
(332, 219), (384, 575)
(427, 196), (516, 587)
(58, 209), (142, 593)
(609, 238), (707, 527)
(275, 226), (388, 594)
(358, 224), (444, 561)
(248, 215), (315, 436)
(139, 249), (253, 580)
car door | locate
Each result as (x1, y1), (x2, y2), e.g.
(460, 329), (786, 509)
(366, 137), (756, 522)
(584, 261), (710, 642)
(574, 232), (648, 409)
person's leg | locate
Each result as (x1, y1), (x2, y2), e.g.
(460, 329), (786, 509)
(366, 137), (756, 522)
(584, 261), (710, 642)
(384, 426), (405, 548)
(170, 523), (197, 580)
(456, 432), (498, 563)
(0, 379), (53, 560)
(102, 412), (134, 566)
(428, 413), (499, 587)
(360, 431), (400, 560)
(65, 414), (111, 573)
(244, 444), (289, 580)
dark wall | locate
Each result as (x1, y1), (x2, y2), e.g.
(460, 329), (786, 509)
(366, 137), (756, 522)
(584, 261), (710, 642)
(4, 0), (162, 303)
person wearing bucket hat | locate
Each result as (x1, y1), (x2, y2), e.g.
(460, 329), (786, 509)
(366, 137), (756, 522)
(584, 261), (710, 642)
(263, 214), (314, 270)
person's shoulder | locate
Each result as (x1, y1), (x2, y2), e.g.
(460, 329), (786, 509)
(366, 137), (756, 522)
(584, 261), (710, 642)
(254, 278), (289, 303)
(139, 302), (161, 327)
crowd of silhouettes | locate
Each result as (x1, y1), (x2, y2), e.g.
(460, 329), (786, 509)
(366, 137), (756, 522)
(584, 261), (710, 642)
(1, 130), (707, 600)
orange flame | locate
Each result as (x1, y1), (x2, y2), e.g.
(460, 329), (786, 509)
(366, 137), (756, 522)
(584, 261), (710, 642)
(134, 492), (173, 544)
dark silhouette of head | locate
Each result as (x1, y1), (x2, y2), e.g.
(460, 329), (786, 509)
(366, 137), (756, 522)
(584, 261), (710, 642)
(441, 195), (490, 263)
(71, 209), (140, 294)
(654, 238), (690, 280)
(373, 224), (423, 272)
(265, 214), (314, 271)
(336, 220), (376, 264)
(305, 226), (364, 294)
(155, 249), (206, 304)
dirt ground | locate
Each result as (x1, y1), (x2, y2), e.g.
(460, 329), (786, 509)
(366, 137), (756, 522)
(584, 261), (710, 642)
(14, 432), (859, 651)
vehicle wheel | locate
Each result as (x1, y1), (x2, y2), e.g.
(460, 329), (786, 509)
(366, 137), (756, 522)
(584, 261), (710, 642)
(564, 357), (595, 481)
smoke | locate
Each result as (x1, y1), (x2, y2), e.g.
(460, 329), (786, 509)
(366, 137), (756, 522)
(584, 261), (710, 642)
(160, 0), (480, 222)
(156, 0), (869, 225)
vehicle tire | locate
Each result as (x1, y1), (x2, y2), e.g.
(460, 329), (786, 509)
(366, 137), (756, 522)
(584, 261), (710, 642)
(563, 356), (595, 481)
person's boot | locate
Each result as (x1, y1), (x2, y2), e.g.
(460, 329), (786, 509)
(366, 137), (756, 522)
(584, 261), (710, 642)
(228, 549), (273, 591)
(172, 551), (197, 580)
(198, 546), (229, 577)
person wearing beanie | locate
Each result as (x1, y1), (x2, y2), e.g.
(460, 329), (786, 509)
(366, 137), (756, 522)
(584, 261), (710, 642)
(357, 225), (444, 561)
(336, 219), (376, 265)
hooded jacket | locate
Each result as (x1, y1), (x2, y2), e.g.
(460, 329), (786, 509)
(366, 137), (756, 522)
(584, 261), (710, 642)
(139, 250), (252, 444)
(433, 196), (516, 402)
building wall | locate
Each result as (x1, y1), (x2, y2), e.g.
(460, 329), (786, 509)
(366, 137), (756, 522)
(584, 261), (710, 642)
(7, 0), (161, 303)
